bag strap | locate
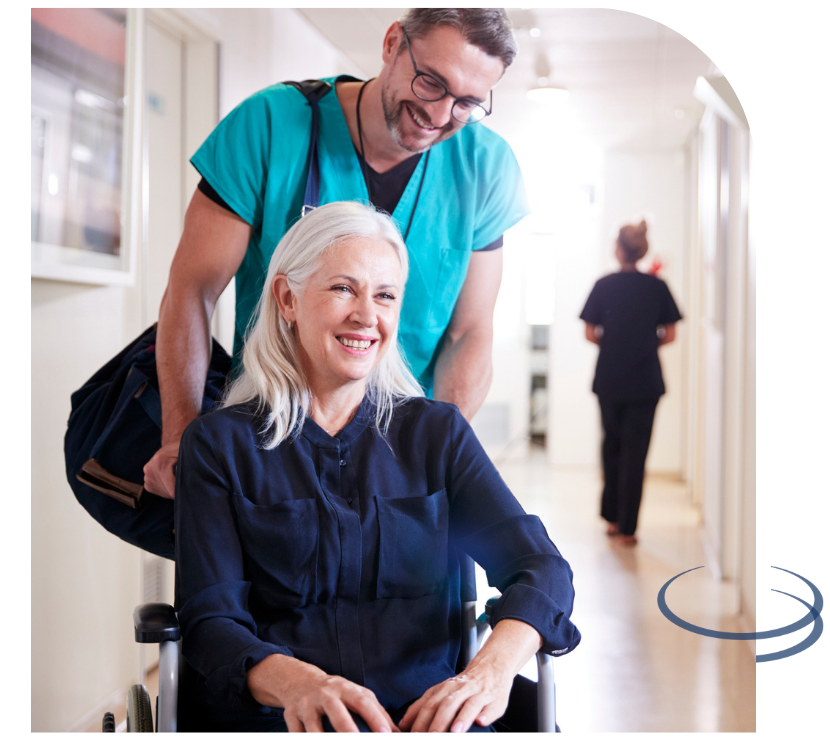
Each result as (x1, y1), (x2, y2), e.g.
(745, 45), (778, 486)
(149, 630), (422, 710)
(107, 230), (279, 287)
(283, 79), (332, 216)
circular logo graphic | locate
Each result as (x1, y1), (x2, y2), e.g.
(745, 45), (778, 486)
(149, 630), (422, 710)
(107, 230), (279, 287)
(657, 566), (823, 662)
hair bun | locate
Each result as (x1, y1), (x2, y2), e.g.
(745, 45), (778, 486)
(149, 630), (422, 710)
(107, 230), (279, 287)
(617, 221), (649, 262)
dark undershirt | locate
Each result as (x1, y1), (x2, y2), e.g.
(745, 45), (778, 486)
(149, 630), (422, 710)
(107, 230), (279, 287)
(197, 175), (504, 252)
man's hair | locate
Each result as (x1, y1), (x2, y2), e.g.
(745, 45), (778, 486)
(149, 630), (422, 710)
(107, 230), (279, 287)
(223, 201), (424, 448)
(399, 8), (517, 68)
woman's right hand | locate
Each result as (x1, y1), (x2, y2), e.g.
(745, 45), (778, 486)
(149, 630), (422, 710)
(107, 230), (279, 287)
(247, 654), (399, 732)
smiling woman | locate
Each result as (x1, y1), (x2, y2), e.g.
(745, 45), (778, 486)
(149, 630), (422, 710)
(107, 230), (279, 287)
(174, 201), (580, 732)
(223, 200), (423, 444)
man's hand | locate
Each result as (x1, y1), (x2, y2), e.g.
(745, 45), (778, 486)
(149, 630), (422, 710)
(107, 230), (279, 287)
(143, 440), (180, 499)
(398, 663), (512, 733)
(247, 654), (399, 733)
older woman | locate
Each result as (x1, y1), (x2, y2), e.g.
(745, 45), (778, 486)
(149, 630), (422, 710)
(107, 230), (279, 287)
(175, 202), (580, 732)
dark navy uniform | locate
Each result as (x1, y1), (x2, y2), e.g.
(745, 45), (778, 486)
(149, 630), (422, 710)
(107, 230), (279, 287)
(580, 271), (682, 536)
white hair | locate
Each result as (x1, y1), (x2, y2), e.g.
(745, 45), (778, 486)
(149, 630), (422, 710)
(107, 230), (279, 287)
(223, 201), (424, 448)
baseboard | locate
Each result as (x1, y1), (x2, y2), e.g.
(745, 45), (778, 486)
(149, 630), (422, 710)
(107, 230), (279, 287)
(67, 685), (129, 733)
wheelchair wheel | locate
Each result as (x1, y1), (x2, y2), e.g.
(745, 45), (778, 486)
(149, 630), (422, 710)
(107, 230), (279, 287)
(126, 684), (154, 732)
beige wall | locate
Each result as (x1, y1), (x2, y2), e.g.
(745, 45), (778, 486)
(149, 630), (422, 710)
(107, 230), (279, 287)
(31, 8), (366, 731)
(685, 90), (754, 623)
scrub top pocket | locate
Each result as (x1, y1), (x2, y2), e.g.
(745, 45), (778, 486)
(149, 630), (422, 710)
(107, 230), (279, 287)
(375, 489), (449, 599)
(426, 246), (472, 330)
(232, 496), (318, 608)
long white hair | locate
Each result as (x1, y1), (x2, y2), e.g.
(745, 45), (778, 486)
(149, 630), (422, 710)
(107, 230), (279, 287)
(223, 201), (424, 448)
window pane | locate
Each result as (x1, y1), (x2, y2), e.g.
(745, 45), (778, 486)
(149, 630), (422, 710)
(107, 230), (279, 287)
(31, 8), (127, 256)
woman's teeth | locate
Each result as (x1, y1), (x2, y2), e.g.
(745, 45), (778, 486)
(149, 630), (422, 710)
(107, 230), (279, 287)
(338, 337), (372, 349)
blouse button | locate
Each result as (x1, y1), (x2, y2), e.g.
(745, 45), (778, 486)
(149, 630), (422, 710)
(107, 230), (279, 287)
(347, 498), (353, 504)
(340, 459), (346, 466)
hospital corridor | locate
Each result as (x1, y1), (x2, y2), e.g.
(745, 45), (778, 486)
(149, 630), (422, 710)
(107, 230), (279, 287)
(31, 7), (758, 733)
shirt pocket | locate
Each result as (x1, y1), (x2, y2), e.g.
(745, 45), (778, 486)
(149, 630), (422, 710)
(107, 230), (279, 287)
(375, 489), (449, 599)
(427, 247), (472, 330)
(232, 496), (318, 608)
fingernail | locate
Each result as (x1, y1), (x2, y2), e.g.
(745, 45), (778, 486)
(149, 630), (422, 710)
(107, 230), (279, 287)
(379, 727), (390, 733)
(451, 722), (464, 733)
(478, 716), (488, 725)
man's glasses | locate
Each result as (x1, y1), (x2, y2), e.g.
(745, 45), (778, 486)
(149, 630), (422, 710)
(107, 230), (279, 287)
(401, 29), (493, 124)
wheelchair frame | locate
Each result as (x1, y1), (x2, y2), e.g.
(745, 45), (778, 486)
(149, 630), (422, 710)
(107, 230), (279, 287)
(119, 599), (557, 733)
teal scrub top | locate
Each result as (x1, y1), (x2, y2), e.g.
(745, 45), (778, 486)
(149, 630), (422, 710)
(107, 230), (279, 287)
(191, 77), (529, 391)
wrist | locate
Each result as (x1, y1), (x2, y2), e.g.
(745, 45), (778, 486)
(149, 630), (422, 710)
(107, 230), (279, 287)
(247, 654), (324, 707)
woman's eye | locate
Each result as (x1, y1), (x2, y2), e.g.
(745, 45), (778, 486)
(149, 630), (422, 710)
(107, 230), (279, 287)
(377, 293), (396, 301)
(332, 285), (351, 294)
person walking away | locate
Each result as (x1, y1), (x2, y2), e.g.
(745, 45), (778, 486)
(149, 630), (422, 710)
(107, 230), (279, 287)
(579, 221), (682, 546)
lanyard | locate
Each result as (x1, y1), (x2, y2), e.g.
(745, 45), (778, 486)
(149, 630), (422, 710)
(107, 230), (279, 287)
(356, 79), (429, 242)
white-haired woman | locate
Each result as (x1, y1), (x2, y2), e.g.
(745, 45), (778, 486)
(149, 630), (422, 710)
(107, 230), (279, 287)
(175, 201), (580, 733)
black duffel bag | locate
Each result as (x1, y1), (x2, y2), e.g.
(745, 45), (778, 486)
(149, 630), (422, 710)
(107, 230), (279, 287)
(64, 324), (232, 559)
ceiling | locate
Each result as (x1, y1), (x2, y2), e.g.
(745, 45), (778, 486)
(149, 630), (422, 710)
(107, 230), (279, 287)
(298, 7), (718, 150)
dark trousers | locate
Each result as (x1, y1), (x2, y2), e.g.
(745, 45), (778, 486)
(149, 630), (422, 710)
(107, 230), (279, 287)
(598, 397), (659, 537)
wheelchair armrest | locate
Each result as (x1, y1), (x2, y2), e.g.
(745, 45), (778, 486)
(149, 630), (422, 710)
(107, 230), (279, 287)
(134, 602), (180, 643)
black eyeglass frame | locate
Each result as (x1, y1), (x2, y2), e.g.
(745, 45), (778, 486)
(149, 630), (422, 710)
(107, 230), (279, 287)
(401, 28), (493, 124)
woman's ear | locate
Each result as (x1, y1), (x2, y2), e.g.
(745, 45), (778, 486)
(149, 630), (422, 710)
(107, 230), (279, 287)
(272, 275), (296, 324)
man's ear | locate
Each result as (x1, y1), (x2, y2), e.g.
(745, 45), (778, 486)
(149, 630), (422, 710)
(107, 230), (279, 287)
(381, 21), (403, 65)
(272, 275), (296, 323)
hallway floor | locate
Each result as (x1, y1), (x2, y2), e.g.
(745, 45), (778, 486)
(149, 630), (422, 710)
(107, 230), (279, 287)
(481, 447), (756, 732)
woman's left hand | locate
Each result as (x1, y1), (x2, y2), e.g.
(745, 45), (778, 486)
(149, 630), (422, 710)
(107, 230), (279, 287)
(397, 662), (512, 733)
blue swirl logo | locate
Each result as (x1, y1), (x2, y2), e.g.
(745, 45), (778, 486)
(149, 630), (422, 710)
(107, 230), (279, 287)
(657, 566), (823, 662)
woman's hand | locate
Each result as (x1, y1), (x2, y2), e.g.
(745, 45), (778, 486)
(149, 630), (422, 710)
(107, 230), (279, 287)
(398, 661), (513, 733)
(247, 654), (399, 732)
(399, 618), (543, 733)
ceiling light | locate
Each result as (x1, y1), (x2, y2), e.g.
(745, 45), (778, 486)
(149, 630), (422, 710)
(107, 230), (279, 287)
(528, 49), (568, 103)
(530, 27), (541, 37)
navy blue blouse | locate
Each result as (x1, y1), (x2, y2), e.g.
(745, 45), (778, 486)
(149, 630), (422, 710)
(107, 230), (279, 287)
(175, 396), (581, 723)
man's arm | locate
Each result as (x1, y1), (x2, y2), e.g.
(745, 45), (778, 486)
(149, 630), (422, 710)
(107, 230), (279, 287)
(143, 189), (251, 499)
(432, 249), (503, 421)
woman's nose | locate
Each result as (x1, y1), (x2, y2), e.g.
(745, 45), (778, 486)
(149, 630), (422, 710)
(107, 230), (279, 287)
(350, 296), (378, 327)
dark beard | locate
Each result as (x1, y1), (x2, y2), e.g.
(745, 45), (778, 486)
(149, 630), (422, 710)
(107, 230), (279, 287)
(381, 82), (455, 154)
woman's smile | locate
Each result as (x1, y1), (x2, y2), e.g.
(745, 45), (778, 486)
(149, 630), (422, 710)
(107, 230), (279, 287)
(336, 333), (379, 355)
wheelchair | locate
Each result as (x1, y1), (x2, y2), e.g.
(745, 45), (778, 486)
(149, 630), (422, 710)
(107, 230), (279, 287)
(106, 593), (559, 733)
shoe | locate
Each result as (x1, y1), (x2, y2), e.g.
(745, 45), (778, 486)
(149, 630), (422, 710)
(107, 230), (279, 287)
(617, 534), (637, 546)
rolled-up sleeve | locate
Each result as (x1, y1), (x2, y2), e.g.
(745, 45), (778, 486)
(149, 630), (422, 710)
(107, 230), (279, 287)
(175, 419), (292, 707)
(445, 408), (581, 655)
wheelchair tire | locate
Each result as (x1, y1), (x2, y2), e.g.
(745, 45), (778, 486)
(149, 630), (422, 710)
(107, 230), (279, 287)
(126, 685), (154, 732)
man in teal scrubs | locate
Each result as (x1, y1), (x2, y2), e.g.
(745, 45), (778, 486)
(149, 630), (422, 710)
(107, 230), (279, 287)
(145, 8), (529, 498)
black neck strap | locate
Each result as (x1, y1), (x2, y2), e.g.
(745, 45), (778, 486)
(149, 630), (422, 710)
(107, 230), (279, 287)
(356, 79), (429, 242)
